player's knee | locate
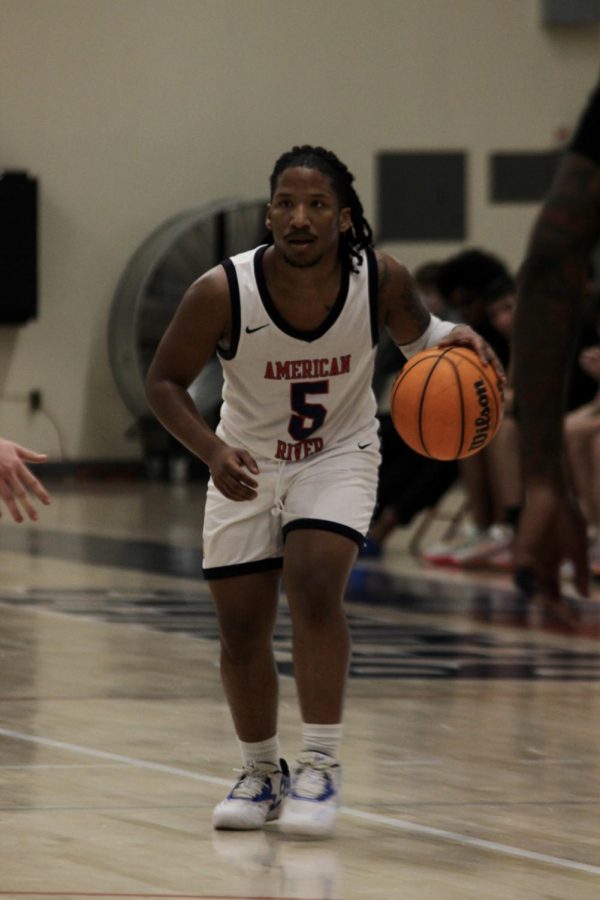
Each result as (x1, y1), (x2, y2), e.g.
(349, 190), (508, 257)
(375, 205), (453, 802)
(218, 617), (272, 662)
(289, 587), (345, 630)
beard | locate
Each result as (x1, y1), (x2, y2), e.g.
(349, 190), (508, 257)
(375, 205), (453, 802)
(279, 248), (323, 268)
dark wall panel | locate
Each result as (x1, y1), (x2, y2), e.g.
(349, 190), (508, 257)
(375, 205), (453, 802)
(490, 151), (562, 203)
(541, 0), (600, 25)
(0, 170), (38, 325)
(377, 151), (466, 242)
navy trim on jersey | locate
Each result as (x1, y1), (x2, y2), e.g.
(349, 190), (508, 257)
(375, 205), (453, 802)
(217, 258), (241, 360)
(202, 556), (283, 580)
(283, 518), (363, 548)
(366, 248), (379, 347)
(253, 245), (351, 343)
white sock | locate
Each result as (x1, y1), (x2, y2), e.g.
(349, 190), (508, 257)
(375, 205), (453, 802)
(302, 722), (343, 760)
(238, 734), (280, 767)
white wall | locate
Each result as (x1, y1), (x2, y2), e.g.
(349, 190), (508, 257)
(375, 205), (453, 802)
(0, 0), (598, 459)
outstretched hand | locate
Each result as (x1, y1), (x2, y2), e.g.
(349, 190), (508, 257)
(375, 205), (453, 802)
(208, 443), (260, 501)
(0, 438), (51, 523)
(438, 325), (506, 386)
(513, 481), (589, 619)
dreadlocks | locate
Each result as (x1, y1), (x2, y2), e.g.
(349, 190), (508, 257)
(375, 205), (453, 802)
(268, 145), (374, 273)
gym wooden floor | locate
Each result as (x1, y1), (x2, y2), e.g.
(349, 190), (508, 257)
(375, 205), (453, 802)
(1, 478), (599, 900)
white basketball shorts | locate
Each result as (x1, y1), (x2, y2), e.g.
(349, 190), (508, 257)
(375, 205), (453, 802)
(202, 437), (380, 580)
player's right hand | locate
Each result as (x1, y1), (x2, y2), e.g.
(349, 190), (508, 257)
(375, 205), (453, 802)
(208, 444), (259, 501)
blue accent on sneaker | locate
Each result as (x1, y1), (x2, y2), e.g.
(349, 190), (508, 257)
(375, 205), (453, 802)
(227, 758), (290, 810)
(228, 776), (275, 804)
(213, 758), (291, 830)
(290, 776), (335, 803)
(279, 752), (341, 836)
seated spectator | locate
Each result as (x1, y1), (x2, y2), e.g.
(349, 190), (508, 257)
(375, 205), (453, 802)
(422, 252), (599, 572)
(361, 262), (458, 558)
(565, 371), (600, 551)
(564, 291), (600, 572)
(412, 261), (459, 322)
(435, 248), (511, 367)
(421, 252), (521, 569)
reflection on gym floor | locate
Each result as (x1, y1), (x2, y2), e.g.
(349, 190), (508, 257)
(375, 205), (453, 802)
(0, 478), (599, 900)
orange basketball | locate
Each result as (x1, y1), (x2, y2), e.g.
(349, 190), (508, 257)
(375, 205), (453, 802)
(390, 346), (504, 460)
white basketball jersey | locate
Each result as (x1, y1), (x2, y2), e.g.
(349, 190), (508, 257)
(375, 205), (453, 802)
(215, 245), (379, 461)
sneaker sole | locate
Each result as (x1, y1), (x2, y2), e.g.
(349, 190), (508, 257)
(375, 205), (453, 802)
(278, 800), (339, 838)
(212, 802), (283, 831)
(212, 811), (265, 830)
(278, 814), (337, 838)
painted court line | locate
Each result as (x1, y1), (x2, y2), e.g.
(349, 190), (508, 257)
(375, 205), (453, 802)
(0, 893), (299, 899)
(0, 727), (230, 788)
(0, 726), (599, 877)
(0, 894), (292, 899)
(0, 763), (130, 770)
(340, 807), (600, 875)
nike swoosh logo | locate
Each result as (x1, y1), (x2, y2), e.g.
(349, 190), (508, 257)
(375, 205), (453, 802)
(246, 323), (270, 334)
(358, 442), (372, 450)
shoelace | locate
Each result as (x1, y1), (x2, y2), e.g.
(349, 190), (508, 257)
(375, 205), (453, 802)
(293, 756), (335, 800)
(229, 765), (275, 800)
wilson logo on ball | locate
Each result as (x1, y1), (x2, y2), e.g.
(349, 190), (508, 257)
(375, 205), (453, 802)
(469, 379), (492, 453)
(390, 347), (504, 460)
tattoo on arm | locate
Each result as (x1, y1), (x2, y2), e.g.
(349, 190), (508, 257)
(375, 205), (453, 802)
(378, 252), (431, 342)
(378, 254), (390, 293)
(400, 280), (431, 335)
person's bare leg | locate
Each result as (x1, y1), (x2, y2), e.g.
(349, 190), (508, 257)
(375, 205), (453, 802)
(278, 528), (356, 836)
(565, 415), (596, 523)
(589, 428), (600, 534)
(210, 569), (289, 831)
(485, 417), (522, 521)
(210, 569), (281, 741)
(459, 454), (493, 531)
(283, 529), (357, 723)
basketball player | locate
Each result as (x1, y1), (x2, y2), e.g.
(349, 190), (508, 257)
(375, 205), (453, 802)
(0, 437), (50, 522)
(514, 78), (600, 611)
(145, 146), (503, 837)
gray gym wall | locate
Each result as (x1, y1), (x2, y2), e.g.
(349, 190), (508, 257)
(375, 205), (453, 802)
(0, 0), (598, 461)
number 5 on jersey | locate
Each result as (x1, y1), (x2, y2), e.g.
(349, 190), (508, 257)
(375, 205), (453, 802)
(289, 381), (329, 440)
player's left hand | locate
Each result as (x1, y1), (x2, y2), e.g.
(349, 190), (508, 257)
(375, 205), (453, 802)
(438, 325), (506, 385)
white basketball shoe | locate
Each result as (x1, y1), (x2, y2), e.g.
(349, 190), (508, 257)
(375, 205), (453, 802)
(278, 751), (341, 837)
(212, 759), (290, 830)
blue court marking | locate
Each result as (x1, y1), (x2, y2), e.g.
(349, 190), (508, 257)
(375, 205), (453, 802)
(1, 587), (599, 681)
